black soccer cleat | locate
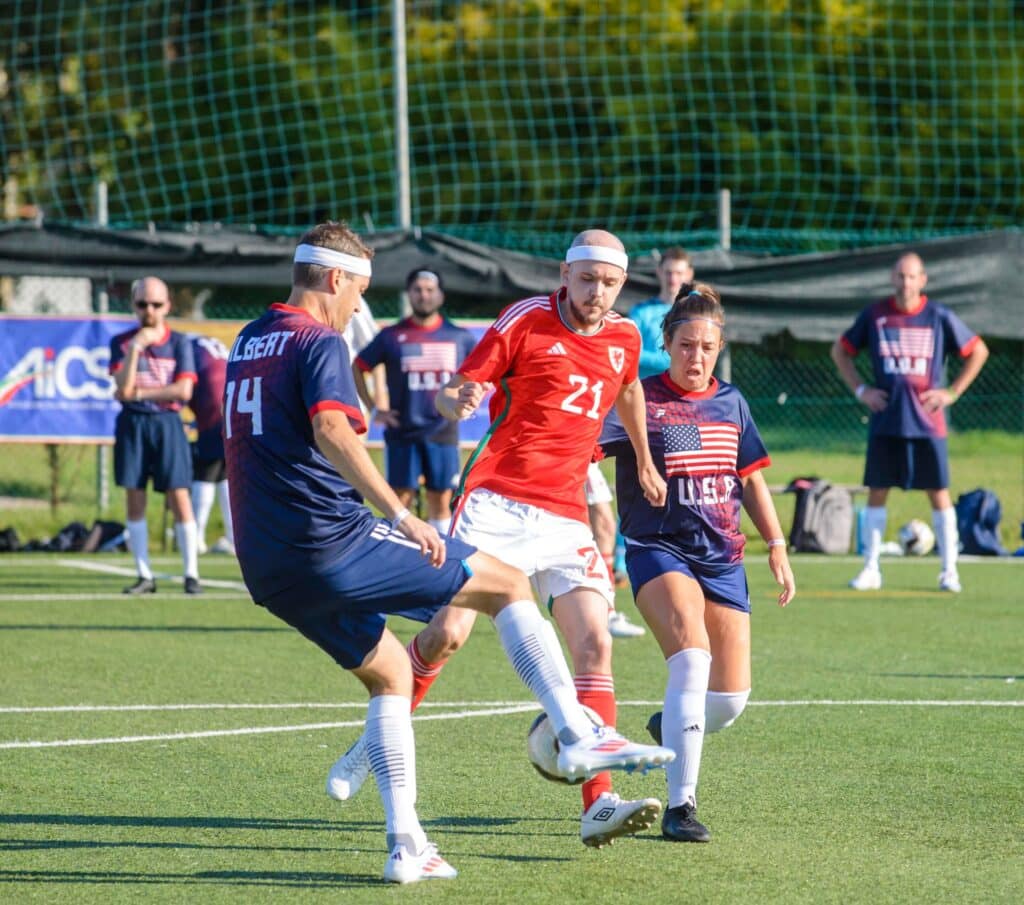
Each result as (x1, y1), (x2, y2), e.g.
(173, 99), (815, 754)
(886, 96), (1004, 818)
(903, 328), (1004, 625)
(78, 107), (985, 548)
(183, 577), (203, 595)
(123, 577), (157, 595)
(662, 801), (711, 843)
(646, 711), (663, 746)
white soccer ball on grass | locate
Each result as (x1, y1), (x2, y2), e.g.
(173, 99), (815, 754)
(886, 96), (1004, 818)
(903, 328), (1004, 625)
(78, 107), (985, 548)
(898, 518), (936, 556)
(526, 705), (604, 784)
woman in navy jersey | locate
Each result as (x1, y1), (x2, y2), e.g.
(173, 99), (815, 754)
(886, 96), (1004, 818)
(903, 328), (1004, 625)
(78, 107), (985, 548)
(600, 283), (795, 843)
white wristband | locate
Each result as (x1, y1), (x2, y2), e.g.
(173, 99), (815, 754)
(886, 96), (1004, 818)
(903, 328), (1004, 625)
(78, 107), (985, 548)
(390, 507), (411, 529)
(854, 384), (867, 400)
(767, 538), (786, 548)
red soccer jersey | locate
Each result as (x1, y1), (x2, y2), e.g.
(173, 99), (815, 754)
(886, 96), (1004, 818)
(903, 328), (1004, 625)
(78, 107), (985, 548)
(457, 288), (641, 524)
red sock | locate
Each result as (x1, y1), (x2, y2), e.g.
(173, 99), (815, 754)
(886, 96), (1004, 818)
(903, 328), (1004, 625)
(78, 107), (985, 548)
(575, 674), (617, 809)
(407, 636), (447, 711)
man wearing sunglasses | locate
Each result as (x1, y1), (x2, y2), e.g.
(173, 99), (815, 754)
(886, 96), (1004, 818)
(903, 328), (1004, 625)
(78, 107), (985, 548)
(109, 276), (202, 595)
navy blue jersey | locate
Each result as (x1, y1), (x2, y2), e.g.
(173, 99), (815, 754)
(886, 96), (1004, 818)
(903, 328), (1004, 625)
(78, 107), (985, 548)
(356, 316), (476, 444)
(600, 373), (769, 567)
(109, 327), (196, 414)
(188, 334), (228, 460)
(839, 296), (979, 439)
(224, 303), (374, 600)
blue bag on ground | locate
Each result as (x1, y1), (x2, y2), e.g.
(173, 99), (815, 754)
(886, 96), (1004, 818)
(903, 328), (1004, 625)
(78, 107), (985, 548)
(954, 489), (1007, 556)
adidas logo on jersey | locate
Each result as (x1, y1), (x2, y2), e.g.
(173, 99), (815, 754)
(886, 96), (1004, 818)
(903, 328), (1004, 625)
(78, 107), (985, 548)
(547, 342), (567, 355)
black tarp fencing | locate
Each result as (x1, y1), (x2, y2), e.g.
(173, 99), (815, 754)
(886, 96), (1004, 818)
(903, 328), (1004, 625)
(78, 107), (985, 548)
(0, 223), (1020, 342)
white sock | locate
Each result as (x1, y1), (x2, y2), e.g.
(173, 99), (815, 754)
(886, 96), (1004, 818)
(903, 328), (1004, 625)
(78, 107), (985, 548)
(863, 506), (887, 571)
(663, 648), (711, 808)
(191, 481), (216, 547)
(366, 694), (427, 854)
(932, 507), (958, 574)
(216, 480), (234, 545)
(492, 600), (593, 743)
(126, 518), (152, 580)
(706, 689), (750, 733)
(428, 517), (449, 536)
(175, 521), (200, 580)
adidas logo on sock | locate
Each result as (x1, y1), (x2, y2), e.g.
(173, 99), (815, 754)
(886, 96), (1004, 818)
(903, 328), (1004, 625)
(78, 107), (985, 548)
(547, 342), (567, 355)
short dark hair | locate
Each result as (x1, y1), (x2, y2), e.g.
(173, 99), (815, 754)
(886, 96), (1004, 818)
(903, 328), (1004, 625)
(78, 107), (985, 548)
(405, 267), (445, 292)
(292, 221), (373, 289)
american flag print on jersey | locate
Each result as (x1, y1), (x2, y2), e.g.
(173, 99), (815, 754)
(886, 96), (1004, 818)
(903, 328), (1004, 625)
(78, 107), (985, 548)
(877, 324), (934, 361)
(663, 422), (740, 476)
(400, 341), (458, 374)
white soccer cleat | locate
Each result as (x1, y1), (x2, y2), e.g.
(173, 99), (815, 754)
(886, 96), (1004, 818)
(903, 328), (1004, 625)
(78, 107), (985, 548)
(580, 792), (661, 848)
(557, 726), (675, 783)
(325, 736), (371, 801)
(210, 536), (236, 555)
(383, 842), (457, 884)
(938, 571), (962, 593)
(196, 539), (209, 556)
(849, 566), (882, 591)
(608, 610), (646, 638)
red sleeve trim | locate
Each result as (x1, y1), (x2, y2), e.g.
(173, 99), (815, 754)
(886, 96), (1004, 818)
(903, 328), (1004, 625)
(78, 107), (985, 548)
(738, 455), (771, 478)
(175, 371), (198, 384)
(110, 362), (124, 374)
(959, 335), (981, 358)
(839, 336), (858, 356)
(308, 400), (368, 434)
(354, 356), (373, 373)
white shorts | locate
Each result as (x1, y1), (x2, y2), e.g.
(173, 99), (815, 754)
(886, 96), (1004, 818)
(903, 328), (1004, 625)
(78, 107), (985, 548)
(452, 488), (613, 606)
(584, 462), (613, 506)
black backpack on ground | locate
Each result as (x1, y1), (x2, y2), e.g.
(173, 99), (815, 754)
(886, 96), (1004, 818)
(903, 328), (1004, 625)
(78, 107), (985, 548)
(786, 477), (854, 554)
(955, 488), (1007, 556)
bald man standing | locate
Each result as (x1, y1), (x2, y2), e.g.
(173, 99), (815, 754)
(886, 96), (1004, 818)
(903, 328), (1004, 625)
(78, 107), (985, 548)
(831, 252), (989, 594)
(109, 276), (202, 595)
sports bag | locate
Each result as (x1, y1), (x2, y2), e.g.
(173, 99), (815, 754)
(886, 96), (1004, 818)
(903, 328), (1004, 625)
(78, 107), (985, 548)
(955, 488), (1007, 556)
(786, 477), (854, 554)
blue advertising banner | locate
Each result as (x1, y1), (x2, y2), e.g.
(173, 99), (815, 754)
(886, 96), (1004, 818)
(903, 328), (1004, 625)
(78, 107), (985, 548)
(0, 316), (494, 447)
(0, 316), (134, 443)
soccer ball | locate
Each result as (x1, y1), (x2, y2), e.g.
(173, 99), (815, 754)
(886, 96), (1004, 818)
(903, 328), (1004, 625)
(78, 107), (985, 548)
(526, 705), (604, 785)
(898, 518), (936, 556)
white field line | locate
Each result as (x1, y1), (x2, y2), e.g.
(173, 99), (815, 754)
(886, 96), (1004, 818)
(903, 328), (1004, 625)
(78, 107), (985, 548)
(0, 593), (248, 602)
(1, 699), (1020, 750)
(54, 557), (248, 591)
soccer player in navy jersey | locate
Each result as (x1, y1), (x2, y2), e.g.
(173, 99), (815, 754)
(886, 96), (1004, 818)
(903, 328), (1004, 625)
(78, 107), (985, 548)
(353, 268), (476, 534)
(600, 283), (795, 843)
(109, 276), (201, 595)
(222, 221), (673, 884)
(831, 253), (989, 593)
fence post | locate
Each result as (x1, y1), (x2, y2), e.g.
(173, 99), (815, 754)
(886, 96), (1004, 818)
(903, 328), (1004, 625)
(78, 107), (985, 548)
(94, 181), (110, 513)
(393, 0), (411, 232)
(717, 187), (732, 382)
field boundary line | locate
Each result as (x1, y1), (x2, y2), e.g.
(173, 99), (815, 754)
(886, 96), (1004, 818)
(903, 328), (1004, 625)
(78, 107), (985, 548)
(54, 557), (248, 591)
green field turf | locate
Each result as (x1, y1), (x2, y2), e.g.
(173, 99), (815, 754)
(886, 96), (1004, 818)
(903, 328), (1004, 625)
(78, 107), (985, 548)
(1, 552), (1021, 903)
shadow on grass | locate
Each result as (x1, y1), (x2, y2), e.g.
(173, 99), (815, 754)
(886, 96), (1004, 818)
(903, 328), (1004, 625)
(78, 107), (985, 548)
(875, 672), (1024, 680)
(0, 625), (287, 634)
(0, 868), (386, 889)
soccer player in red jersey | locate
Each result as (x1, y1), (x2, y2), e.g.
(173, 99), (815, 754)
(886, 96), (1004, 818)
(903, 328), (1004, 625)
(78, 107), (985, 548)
(329, 229), (672, 848)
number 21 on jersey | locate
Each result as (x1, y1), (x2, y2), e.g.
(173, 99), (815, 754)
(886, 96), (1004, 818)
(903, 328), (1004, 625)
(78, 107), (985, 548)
(560, 375), (604, 420)
(224, 378), (263, 438)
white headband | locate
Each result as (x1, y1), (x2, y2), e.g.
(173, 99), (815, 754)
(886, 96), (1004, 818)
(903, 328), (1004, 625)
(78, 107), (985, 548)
(565, 245), (629, 271)
(294, 243), (372, 278)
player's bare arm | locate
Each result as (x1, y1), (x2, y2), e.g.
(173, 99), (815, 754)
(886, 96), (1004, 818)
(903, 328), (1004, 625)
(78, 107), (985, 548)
(437, 374), (493, 421)
(614, 378), (667, 507)
(829, 340), (888, 412)
(919, 338), (989, 413)
(312, 409), (446, 567)
(741, 470), (795, 607)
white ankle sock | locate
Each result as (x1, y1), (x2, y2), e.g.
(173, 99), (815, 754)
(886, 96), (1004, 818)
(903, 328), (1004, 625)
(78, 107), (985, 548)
(175, 521), (199, 580)
(932, 507), (959, 574)
(126, 519), (152, 580)
(216, 480), (234, 545)
(863, 506), (887, 571)
(664, 648), (711, 808)
(191, 481), (216, 546)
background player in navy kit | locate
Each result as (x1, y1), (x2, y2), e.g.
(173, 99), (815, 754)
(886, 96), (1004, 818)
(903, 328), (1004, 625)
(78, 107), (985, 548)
(354, 268), (476, 534)
(601, 283), (795, 843)
(188, 334), (234, 556)
(223, 221), (673, 884)
(109, 276), (202, 595)
(831, 252), (989, 593)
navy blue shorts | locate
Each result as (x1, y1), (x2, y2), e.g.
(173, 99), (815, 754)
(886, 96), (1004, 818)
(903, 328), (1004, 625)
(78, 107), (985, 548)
(259, 525), (476, 670)
(386, 440), (460, 493)
(625, 543), (751, 613)
(191, 446), (227, 483)
(114, 410), (192, 492)
(863, 435), (949, 490)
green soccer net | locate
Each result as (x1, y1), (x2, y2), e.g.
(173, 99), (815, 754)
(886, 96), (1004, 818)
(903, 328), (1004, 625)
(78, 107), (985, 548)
(2, 1), (1021, 255)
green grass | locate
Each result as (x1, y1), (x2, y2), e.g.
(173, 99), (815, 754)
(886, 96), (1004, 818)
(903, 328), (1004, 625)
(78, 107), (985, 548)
(1, 552), (1021, 902)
